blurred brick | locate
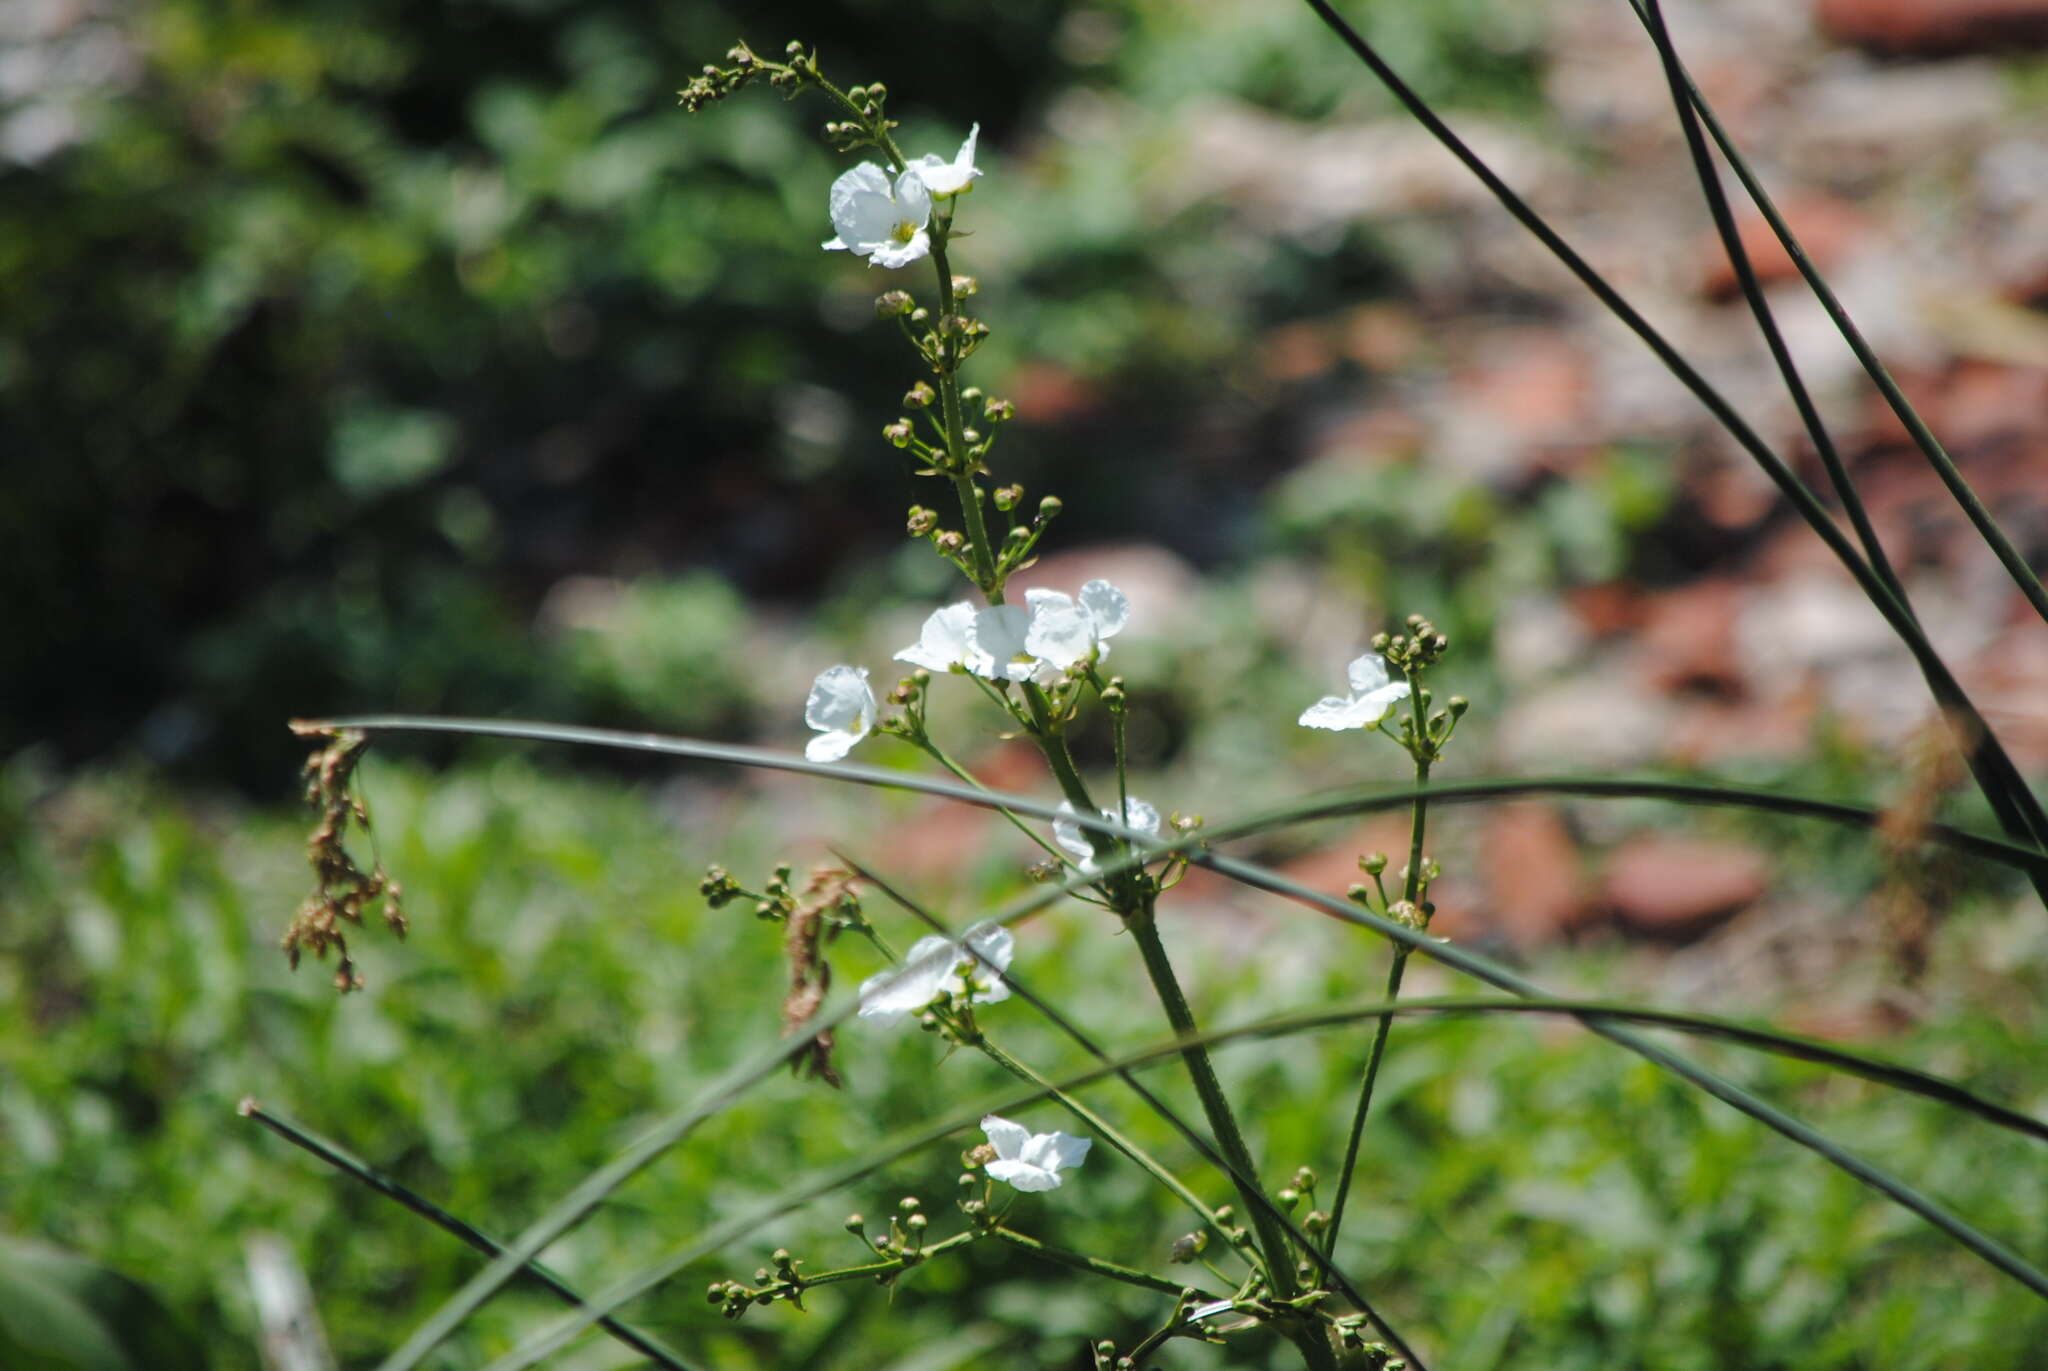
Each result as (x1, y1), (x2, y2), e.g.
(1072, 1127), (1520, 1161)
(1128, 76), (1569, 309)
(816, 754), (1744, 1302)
(1478, 802), (1593, 944)
(1816, 0), (2048, 56)
(1698, 195), (1866, 302)
(1600, 835), (1771, 939)
(1637, 578), (1745, 696)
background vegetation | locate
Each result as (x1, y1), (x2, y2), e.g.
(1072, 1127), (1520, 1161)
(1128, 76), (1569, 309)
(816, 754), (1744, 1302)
(4, 0), (2046, 1366)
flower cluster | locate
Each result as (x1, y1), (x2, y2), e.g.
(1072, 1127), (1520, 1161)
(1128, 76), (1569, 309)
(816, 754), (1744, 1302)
(822, 126), (979, 270)
(803, 578), (1129, 760)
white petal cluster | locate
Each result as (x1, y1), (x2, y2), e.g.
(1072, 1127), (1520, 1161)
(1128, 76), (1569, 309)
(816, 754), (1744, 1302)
(804, 665), (876, 761)
(1023, 580), (1129, 672)
(821, 127), (981, 270)
(1053, 795), (1161, 873)
(1298, 653), (1410, 731)
(980, 1113), (1091, 1192)
(856, 921), (1013, 1024)
(894, 579), (1129, 686)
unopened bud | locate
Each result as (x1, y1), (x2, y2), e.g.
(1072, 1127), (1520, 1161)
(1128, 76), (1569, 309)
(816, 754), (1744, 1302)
(1361, 852), (1388, 875)
(785, 40), (805, 56)
(934, 530), (964, 555)
(952, 275), (979, 296)
(993, 483), (1024, 511)
(1038, 495), (1063, 519)
(961, 427), (981, 445)
(844, 1213), (866, 1233)
(1371, 631), (1391, 651)
(884, 419), (912, 447)
(1447, 696), (1469, 717)
(1004, 525), (1031, 549)
(898, 1195), (921, 1213)
(909, 307), (929, 323)
(984, 396), (1016, 422)
(906, 505), (938, 536)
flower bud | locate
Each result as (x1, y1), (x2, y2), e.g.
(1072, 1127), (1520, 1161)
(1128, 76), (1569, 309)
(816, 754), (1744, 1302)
(844, 1213), (865, 1233)
(961, 427), (981, 445)
(785, 40), (805, 56)
(934, 530), (964, 555)
(898, 1195), (921, 1213)
(909, 307), (929, 323)
(906, 505), (938, 536)
(1037, 495), (1063, 519)
(960, 386), (983, 405)
(993, 483), (1023, 511)
(884, 419), (912, 447)
(847, 85), (867, 102)
(1361, 852), (1388, 875)
(952, 275), (979, 296)
(905, 1212), (928, 1231)
(984, 396), (1016, 422)
(1371, 631), (1391, 651)
(1447, 695), (1469, 717)
(1277, 1187), (1301, 1208)
(874, 290), (914, 318)
(1004, 525), (1031, 549)
(904, 381), (935, 408)
(1303, 1209), (1330, 1232)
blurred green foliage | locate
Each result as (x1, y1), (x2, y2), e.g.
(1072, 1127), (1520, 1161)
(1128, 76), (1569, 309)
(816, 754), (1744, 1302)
(2, 757), (2043, 1368)
(0, 0), (1547, 789)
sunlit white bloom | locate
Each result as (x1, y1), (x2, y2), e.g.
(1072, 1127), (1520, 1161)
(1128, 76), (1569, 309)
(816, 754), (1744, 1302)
(804, 664), (876, 762)
(857, 922), (1013, 1023)
(980, 1114), (1091, 1192)
(821, 162), (933, 269)
(911, 123), (981, 197)
(1024, 579), (1130, 672)
(968, 603), (1043, 683)
(896, 602), (987, 674)
(1053, 795), (1161, 872)
(1298, 652), (1410, 731)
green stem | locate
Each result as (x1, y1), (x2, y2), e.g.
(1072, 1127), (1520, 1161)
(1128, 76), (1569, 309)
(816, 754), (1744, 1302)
(789, 1230), (976, 1290)
(1125, 898), (1338, 1371)
(990, 1225), (1206, 1299)
(974, 1036), (1244, 1265)
(908, 732), (1070, 865)
(928, 226), (1000, 597)
(1323, 753), (1428, 1258)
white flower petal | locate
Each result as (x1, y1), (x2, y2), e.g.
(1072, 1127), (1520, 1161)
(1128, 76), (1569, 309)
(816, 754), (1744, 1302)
(1298, 694), (1365, 730)
(1042, 1131), (1092, 1171)
(858, 935), (957, 1022)
(985, 1158), (1060, 1191)
(864, 227), (930, 270)
(1024, 602), (1094, 669)
(1346, 652), (1397, 696)
(892, 167), (933, 223)
(896, 602), (983, 673)
(969, 603), (1038, 681)
(981, 1114), (1032, 1158)
(958, 922), (1013, 1004)
(1077, 580), (1130, 639)
(804, 665), (874, 761)
(1053, 796), (1159, 870)
(915, 123), (981, 196)
(826, 163), (898, 247)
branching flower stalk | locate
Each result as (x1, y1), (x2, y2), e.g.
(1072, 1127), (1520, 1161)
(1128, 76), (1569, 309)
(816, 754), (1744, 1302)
(1303, 621), (1468, 1259)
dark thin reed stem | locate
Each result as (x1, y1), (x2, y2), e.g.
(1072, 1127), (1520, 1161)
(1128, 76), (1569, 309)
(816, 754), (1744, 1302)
(1622, 0), (2048, 631)
(238, 1100), (693, 1371)
(1295, 0), (2048, 891)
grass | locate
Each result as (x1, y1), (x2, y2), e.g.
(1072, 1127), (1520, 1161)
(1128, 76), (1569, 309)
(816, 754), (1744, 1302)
(4, 750), (2044, 1368)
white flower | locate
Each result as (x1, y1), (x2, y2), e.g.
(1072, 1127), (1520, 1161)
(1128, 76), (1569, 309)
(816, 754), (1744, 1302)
(821, 163), (933, 269)
(1024, 580), (1130, 672)
(896, 602), (989, 675)
(804, 664), (876, 762)
(968, 603), (1043, 683)
(911, 123), (981, 197)
(1053, 795), (1161, 872)
(1298, 652), (1411, 731)
(857, 922), (1013, 1024)
(980, 1114), (1091, 1192)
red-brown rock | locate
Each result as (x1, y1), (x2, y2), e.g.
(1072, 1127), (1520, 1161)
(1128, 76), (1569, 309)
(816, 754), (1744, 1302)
(1478, 802), (1594, 945)
(1600, 835), (1772, 939)
(1698, 196), (1866, 302)
(1816, 0), (2048, 56)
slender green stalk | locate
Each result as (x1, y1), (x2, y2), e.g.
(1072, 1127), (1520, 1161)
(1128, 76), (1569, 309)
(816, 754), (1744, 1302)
(301, 717), (2048, 877)
(905, 731), (1070, 865)
(928, 226), (1000, 597)
(1624, 0), (2048, 631)
(240, 1100), (693, 1371)
(1295, 0), (2048, 877)
(1124, 897), (1340, 1371)
(1324, 740), (1429, 1259)
(991, 1225), (1205, 1298)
